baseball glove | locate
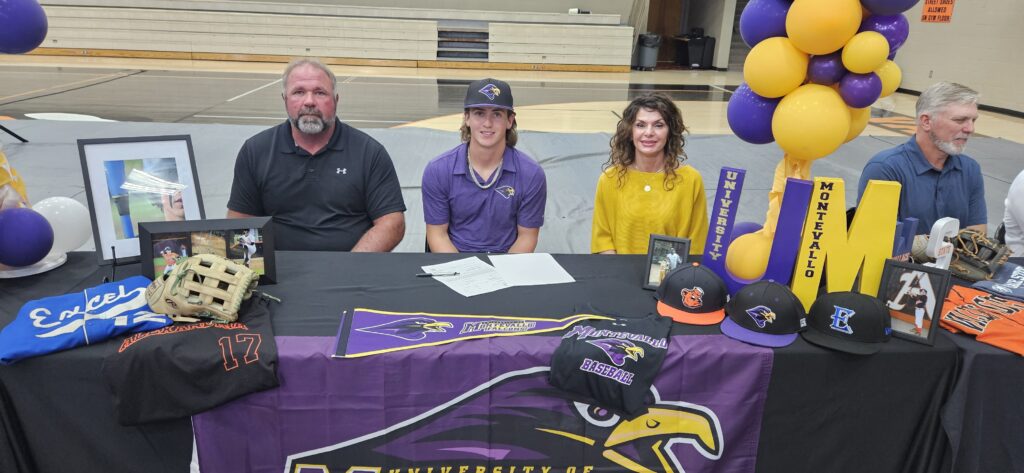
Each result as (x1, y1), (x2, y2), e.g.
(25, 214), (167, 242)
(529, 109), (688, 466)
(948, 229), (1010, 282)
(145, 254), (259, 323)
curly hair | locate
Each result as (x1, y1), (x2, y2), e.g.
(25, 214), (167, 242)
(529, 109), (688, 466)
(604, 93), (688, 189)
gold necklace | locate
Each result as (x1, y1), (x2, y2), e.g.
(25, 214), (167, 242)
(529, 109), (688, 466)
(630, 164), (662, 192)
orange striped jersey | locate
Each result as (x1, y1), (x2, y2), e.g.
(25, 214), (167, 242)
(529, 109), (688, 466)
(941, 285), (1024, 356)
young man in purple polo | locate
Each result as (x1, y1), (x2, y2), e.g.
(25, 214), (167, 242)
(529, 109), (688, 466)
(421, 78), (547, 253)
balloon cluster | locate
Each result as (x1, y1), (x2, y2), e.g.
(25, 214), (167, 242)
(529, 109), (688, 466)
(728, 0), (918, 160)
(0, 197), (91, 268)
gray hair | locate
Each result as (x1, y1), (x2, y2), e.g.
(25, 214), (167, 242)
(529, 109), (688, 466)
(916, 82), (979, 123)
(281, 58), (337, 95)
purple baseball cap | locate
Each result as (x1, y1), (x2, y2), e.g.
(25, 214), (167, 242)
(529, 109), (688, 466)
(721, 280), (807, 348)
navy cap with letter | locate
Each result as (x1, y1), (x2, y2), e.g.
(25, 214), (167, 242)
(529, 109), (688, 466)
(465, 78), (514, 111)
(656, 262), (727, 325)
(801, 291), (892, 355)
(721, 280), (807, 347)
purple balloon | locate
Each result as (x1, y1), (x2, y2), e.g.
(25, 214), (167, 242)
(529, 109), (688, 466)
(728, 83), (781, 145)
(807, 52), (847, 85)
(861, 0), (920, 16)
(739, 0), (791, 48)
(0, 208), (54, 267)
(839, 73), (883, 109)
(730, 221), (764, 243)
(0, 0), (49, 54)
(860, 14), (910, 54)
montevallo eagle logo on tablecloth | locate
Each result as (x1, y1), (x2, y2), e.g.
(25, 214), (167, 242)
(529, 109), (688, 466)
(285, 367), (724, 473)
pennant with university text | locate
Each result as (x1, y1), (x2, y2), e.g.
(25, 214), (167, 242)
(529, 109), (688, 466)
(333, 308), (612, 358)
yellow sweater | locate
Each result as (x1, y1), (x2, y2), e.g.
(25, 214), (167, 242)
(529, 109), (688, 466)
(591, 166), (708, 255)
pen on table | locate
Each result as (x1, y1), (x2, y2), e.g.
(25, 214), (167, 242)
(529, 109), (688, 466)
(416, 272), (460, 277)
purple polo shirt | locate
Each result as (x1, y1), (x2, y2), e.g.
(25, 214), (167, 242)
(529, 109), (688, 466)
(422, 143), (547, 253)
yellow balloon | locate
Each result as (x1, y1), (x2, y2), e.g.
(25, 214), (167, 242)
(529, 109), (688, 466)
(786, 0), (862, 55)
(726, 232), (772, 280)
(875, 60), (902, 97)
(743, 37), (809, 98)
(772, 84), (851, 160)
(842, 31), (890, 74)
(846, 106), (871, 142)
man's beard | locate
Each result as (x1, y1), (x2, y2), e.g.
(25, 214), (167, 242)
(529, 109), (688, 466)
(929, 129), (967, 156)
(292, 109), (327, 135)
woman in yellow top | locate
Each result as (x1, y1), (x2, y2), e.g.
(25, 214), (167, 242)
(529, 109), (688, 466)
(591, 93), (708, 255)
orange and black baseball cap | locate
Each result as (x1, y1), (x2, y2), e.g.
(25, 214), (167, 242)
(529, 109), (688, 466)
(655, 262), (728, 325)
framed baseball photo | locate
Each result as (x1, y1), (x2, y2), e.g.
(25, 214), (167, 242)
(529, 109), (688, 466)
(78, 135), (204, 264)
(643, 234), (690, 290)
(139, 217), (276, 285)
(878, 259), (952, 345)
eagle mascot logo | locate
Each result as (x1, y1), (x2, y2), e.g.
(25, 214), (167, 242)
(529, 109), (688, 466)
(496, 185), (515, 199)
(356, 317), (454, 341)
(286, 367), (724, 473)
(479, 83), (502, 101)
(587, 338), (644, 367)
(745, 305), (776, 329)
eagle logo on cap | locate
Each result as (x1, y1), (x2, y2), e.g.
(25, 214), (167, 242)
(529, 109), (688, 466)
(745, 305), (776, 329)
(587, 338), (645, 367)
(479, 83), (501, 101)
(681, 287), (704, 309)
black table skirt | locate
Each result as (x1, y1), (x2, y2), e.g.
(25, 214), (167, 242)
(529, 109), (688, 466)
(1, 251), (1020, 473)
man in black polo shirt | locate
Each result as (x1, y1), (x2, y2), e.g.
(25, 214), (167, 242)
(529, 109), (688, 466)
(227, 58), (406, 251)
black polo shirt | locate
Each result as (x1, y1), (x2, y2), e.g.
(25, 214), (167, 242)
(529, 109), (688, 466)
(228, 119), (406, 251)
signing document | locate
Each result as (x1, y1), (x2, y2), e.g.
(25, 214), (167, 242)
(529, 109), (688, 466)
(420, 257), (510, 297)
(488, 253), (576, 286)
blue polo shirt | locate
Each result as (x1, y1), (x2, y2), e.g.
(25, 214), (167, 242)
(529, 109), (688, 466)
(857, 136), (986, 233)
(422, 143), (546, 253)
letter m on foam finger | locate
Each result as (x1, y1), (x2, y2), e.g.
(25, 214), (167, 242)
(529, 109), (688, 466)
(790, 179), (901, 310)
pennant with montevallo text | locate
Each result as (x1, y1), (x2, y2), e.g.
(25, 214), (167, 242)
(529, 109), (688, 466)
(334, 308), (612, 358)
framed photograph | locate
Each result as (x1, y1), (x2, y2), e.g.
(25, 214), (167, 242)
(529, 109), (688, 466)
(643, 234), (690, 290)
(78, 135), (205, 264)
(878, 259), (952, 345)
(139, 217), (276, 285)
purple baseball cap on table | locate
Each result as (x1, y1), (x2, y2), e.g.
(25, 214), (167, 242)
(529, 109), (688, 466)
(721, 280), (807, 348)
(465, 78), (514, 111)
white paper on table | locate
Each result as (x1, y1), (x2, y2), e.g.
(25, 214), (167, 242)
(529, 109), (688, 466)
(488, 253), (576, 286)
(420, 257), (511, 297)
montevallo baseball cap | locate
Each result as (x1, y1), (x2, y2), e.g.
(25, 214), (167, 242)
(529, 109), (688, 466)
(656, 262), (727, 325)
(465, 78), (514, 111)
(801, 291), (892, 355)
(722, 280), (807, 348)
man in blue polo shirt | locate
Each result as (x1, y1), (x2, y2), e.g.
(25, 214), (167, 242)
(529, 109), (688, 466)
(421, 78), (547, 253)
(857, 82), (986, 234)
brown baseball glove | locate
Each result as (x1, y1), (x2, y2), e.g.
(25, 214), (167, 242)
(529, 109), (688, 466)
(948, 229), (1011, 282)
(145, 254), (259, 323)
